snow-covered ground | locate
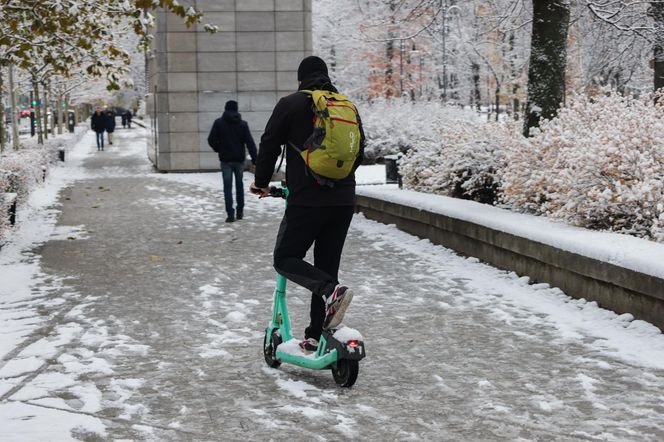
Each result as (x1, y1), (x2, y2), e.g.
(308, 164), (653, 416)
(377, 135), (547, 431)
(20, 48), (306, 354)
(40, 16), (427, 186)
(0, 128), (663, 440)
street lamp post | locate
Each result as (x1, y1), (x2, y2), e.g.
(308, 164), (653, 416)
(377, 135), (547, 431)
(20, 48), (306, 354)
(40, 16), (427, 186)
(441, 0), (447, 101)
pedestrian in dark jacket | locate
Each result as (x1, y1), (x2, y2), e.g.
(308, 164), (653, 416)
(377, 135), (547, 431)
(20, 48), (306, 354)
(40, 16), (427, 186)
(121, 111), (127, 128)
(208, 100), (258, 222)
(250, 56), (365, 352)
(105, 110), (116, 145)
(90, 107), (106, 151)
(124, 110), (132, 129)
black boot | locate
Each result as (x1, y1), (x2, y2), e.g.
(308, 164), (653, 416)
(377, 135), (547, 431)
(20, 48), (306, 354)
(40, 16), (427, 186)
(225, 210), (235, 223)
(236, 209), (243, 220)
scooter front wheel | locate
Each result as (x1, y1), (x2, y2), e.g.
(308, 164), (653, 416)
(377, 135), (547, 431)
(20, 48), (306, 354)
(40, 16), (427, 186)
(331, 359), (359, 387)
(263, 329), (282, 368)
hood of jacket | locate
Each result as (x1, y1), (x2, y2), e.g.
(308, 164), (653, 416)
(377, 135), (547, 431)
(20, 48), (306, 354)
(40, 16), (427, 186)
(298, 73), (338, 93)
(222, 110), (242, 123)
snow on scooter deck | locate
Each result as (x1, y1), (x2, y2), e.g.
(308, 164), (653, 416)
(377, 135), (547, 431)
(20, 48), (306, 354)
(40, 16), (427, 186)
(276, 326), (364, 359)
(277, 338), (318, 359)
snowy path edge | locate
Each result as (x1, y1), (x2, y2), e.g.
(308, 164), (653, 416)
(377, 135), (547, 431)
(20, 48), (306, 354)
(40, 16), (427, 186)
(356, 186), (664, 331)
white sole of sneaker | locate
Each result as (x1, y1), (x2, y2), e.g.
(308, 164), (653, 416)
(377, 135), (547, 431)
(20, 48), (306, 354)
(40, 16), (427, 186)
(325, 290), (353, 329)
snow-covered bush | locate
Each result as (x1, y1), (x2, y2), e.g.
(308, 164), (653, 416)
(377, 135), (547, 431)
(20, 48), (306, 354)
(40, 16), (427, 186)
(0, 143), (60, 242)
(359, 99), (480, 162)
(0, 208), (9, 242)
(501, 91), (664, 240)
(398, 90), (664, 242)
(0, 148), (56, 203)
(400, 120), (517, 204)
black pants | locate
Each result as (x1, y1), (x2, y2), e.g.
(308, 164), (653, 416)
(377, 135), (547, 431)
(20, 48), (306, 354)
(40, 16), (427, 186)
(273, 205), (354, 340)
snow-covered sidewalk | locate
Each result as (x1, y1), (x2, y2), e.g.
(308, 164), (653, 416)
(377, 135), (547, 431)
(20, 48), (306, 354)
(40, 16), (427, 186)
(1, 128), (663, 441)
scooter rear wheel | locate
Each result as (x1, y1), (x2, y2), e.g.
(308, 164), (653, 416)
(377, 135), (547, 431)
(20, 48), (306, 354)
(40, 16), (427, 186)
(263, 330), (282, 368)
(331, 359), (359, 387)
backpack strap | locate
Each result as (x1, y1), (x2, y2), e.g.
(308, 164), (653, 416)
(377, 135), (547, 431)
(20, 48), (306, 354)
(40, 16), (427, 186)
(290, 89), (336, 187)
(287, 141), (335, 188)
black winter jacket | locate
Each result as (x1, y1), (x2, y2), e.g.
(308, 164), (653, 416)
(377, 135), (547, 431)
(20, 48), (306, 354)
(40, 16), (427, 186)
(90, 112), (106, 133)
(254, 74), (365, 207)
(207, 111), (258, 163)
(105, 111), (116, 132)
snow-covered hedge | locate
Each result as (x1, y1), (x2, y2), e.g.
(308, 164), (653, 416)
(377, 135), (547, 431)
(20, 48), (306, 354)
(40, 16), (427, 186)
(400, 120), (516, 204)
(399, 91), (664, 242)
(502, 92), (664, 241)
(0, 135), (74, 242)
(359, 99), (480, 163)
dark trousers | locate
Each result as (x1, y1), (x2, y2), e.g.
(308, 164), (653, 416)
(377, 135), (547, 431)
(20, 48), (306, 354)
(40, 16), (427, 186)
(220, 161), (245, 216)
(95, 131), (104, 149)
(273, 205), (354, 340)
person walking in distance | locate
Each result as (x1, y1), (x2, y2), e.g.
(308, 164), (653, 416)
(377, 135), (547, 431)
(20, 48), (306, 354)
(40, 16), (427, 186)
(90, 107), (106, 151)
(105, 109), (116, 145)
(124, 110), (133, 129)
(207, 100), (258, 222)
(250, 56), (365, 352)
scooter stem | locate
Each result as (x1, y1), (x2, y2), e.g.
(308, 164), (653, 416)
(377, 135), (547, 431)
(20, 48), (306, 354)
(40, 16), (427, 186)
(273, 273), (292, 342)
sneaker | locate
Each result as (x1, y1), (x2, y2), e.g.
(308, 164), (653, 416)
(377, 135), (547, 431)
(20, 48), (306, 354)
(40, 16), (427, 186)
(298, 337), (318, 352)
(323, 285), (353, 329)
(225, 215), (235, 223)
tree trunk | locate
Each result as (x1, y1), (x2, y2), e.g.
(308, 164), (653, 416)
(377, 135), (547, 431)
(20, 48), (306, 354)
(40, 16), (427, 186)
(33, 80), (44, 145)
(471, 63), (481, 111)
(652, 4), (664, 93)
(9, 65), (20, 150)
(57, 94), (63, 135)
(495, 86), (500, 122)
(42, 83), (49, 140)
(513, 84), (520, 121)
(523, 0), (570, 137)
(385, 0), (396, 98)
(64, 95), (70, 132)
(0, 68), (5, 152)
(509, 32), (520, 120)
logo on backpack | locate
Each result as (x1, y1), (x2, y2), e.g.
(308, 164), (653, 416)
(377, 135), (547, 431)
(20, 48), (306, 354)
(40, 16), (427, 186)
(349, 131), (356, 153)
(289, 90), (361, 185)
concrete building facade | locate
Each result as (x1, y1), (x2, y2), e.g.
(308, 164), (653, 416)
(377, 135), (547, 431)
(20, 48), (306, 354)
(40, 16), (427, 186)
(147, 0), (313, 171)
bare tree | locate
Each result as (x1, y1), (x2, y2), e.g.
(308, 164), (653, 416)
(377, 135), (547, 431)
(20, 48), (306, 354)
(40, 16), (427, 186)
(585, 0), (664, 92)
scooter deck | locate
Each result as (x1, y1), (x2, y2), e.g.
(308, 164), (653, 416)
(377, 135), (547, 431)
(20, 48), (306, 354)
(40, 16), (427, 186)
(276, 338), (339, 370)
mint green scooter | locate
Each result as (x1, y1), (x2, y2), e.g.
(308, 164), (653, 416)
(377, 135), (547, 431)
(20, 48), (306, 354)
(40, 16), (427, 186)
(261, 186), (366, 388)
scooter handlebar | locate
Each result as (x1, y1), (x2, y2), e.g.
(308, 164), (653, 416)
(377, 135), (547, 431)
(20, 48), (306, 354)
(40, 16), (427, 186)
(268, 186), (286, 199)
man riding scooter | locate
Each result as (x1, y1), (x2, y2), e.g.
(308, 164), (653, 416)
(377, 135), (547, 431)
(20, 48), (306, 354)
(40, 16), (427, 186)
(251, 56), (365, 352)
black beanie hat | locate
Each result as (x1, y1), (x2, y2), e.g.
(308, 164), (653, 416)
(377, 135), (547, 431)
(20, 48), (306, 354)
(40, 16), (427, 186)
(225, 100), (238, 111)
(297, 56), (328, 81)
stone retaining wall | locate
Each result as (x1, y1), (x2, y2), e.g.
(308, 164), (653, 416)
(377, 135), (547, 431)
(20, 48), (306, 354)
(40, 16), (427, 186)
(356, 195), (664, 331)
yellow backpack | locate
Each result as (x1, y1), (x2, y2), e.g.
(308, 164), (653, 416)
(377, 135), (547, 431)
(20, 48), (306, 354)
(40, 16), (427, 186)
(289, 90), (361, 185)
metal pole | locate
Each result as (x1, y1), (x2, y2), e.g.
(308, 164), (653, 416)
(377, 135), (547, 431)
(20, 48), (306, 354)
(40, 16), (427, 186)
(399, 39), (404, 96)
(0, 68), (5, 152)
(441, 0), (447, 101)
(8, 65), (19, 150)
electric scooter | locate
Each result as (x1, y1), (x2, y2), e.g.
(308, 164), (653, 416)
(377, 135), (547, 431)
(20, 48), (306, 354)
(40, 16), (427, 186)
(261, 186), (366, 388)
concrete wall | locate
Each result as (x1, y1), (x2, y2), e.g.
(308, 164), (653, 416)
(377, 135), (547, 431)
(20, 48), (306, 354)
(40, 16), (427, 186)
(355, 195), (664, 332)
(147, 0), (312, 171)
